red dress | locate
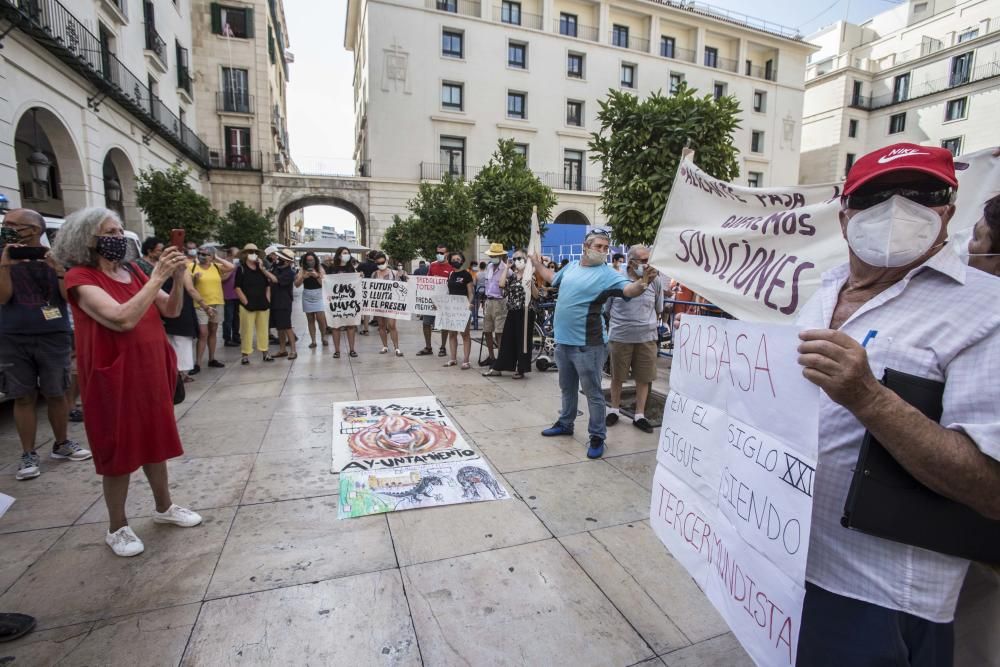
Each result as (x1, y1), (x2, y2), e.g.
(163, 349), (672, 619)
(65, 265), (183, 475)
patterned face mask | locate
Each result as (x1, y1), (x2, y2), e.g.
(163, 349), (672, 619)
(95, 235), (128, 262)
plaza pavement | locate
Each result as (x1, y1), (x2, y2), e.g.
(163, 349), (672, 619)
(0, 305), (752, 666)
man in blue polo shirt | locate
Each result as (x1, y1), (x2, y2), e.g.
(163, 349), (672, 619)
(529, 230), (658, 458)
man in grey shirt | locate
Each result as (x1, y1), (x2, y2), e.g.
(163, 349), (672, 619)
(605, 245), (662, 433)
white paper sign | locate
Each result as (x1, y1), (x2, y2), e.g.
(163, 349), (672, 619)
(361, 278), (414, 320)
(649, 315), (819, 667)
(0, 492), (13, 519)
(650, 148), (996, 323)
(327, 273), (362, 328)
(431, 294), (471, 332)
(412, 276), (448, 316)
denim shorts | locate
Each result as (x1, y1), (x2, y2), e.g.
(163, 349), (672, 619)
(0, 332), (72, 399)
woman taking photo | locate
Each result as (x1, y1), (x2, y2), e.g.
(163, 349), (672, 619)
(325, 246), (359, 358)
(234, 243), (275, 365)
(371, 251), (403, 357)
(483, 249), (538, 379)
(443, 251), (474, 370)
(295, 251), (328, 349)
(53, 208), (202, 557)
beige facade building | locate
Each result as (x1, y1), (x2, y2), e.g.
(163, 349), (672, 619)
(344, 0), (816, 251)
(800, 0), (1000, 185)
(0, 0), (211, 235)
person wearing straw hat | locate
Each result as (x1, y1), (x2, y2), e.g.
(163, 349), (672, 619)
(479, 242), (509, 367)
(234, 243), (275, 365)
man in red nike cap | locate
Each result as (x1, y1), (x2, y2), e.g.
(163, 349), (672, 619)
(794, 143), (1000, 665)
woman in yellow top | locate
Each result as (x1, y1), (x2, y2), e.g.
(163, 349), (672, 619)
(190, 246), (235, 373)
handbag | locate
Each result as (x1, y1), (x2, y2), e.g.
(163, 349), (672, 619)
(173, 373), (185, 405)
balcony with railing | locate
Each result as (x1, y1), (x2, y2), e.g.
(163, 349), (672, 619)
(217, 91), (254, 114)
(144, 24), (167, 71)
(610, 32), (649, 53)
(99, 0), (127, 23)
(492, 5), (542, 30)
(0, 0), (209, 166)
(210, 149), (262, 171)
(426, 0), (481, 17)
(177, 66), (192, 97)
(661, 44), (696, 63)
(852, 60), (1000, 110)
(746, 62), (778, 81)
(420, 162), (601, 192)
(705, 54), (739, 73)
(554, 19), (599, 42)
(647, 0), (801, 41)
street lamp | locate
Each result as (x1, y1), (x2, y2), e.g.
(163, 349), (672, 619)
(27, 109), (51, 189)
(105, 176), (122, 204)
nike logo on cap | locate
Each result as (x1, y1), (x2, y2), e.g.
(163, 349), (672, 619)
(877, 148), (930, 164)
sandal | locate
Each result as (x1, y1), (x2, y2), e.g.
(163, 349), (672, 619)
(416, 347), (433, 356)
(349, 350), (358, 358)
(309, 343), (317, 349)
(322, 339), (329, 347)
(395, 349), (404, 357)
(438, 347), (447, 357)
(241, 356), (250, 365)
(461, 362), (471, 370)
(443, 360), (457, 367)
(481, 369), (502, 377)
(380, 347), (389, 354)
(183, 375), (196, 383)
(262, 354), (274, 363)
(288, 353), (297, 360)
(273, 352), (288, 358)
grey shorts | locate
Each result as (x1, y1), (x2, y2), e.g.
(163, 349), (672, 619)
(421, 315), (435, 326)
(0, 332), (72, 399)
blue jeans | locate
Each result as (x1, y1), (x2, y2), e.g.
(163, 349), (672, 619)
(224, 299), (241, 342)
(555, 343), (608, 440)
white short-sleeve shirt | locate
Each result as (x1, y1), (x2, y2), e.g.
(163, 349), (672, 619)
(797, 244), (1000, 623)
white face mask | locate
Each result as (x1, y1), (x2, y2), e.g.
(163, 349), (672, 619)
(490, 257), (500, 264)
(340, 253), (351, 262)
(247, 254), (258, 263)
(436, 253), (445, 262)
(377, 262), (388, 271)
(513, 258), (525, 269)
(584, 248), (608, 265)
(633, 263), (646, 277)
(846, 195), (943, 268)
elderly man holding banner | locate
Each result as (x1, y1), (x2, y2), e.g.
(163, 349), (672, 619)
(793, 143), (1000, 665)
(530, 229), (658, 459)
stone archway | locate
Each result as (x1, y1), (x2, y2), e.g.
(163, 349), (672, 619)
(102, 147), (140, 233)
(276, 195), (367, 247)
(13, 106), (87, 217)
(553, 208), (591, 226)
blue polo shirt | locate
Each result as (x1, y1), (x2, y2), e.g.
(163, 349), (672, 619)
(551, 261), (631, 346)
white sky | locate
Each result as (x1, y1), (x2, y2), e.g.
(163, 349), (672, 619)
(283, 0), (900, 232)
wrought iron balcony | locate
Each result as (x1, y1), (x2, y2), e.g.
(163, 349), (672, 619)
(705, 54), (738, 72)
(177, 66), (192, 97)
(144, 24), (167, 68)
(217, 91), (254, 114)
(209, 149), (262, 171)
(419, 162), (601, 193)
(661, 45), (696, 63)
(492, 5), (542, 30)
(427, 0), (480, 17)
(554, 20), (599, 42)
(851, 61), (1000, 110)
(0, 0), (209, 167)
(610, 33), (650, 53)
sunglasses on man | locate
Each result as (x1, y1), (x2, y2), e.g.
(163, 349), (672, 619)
(846, 187), (953, 211)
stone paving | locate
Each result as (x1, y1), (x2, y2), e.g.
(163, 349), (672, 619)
(0, 306), (752, 666)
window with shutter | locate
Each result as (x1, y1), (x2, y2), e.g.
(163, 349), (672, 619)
(211, 3), (222, 34)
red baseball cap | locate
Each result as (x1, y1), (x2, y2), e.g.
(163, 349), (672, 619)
(843, 142), (958, 196)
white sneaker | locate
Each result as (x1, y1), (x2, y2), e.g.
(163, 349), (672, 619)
(152, 504), (203, 527)
(15, 452), (40, 480)
(105, 526), (144, 557)
(51, 440), (93, 461)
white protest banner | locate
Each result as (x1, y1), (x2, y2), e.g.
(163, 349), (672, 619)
(650, 315), (819, 667)
(431, 294), (471, 332)
(327, 273), (362, 328)
(0, 492), (13, 520)
(412, 276), (448, 316)
(361, 278), (414, 320)
(650, 147), (998, 323)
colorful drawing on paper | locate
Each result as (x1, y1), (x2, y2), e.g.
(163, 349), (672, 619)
(338, 461), (509, 518)
(332, 396), (476, 472)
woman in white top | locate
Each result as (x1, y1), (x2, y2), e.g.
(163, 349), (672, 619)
(371, 251), (403, 357)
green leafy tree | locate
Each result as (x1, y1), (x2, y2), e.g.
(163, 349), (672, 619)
(214, 201), (277, 249)
(470, 139), (557, 249)
(589, 84), (742, 246)
(135, 164), (220, 245)
(380, 215), (421, 265)
(405, 173), (478, 259)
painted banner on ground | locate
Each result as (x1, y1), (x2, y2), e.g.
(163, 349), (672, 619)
(649, 315), (819, 667)
(650, 147), (999, 323)
(412, 276), (448, 316)
(339, 460), (509, 518)
(326, 273), (362, 328)
(332, 396), (477, 473)
(431, 294), (471, 332)
(361, 278), (414, 320)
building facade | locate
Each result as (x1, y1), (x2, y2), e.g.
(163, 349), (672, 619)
(800, 0), (1000, 185)
(0, 0), (210, 235)
(345, 0), (816, 251)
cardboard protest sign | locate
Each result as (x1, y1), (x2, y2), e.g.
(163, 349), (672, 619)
(650, 147), (997, 323)
(412, 276), (448, 316)
(326, 273), (362, 328)
(430, 294), (471, 332)
(361, 278), (413, 320)
(339, 460), (509, 519)
(331, 396), (478, 473)
(649, 315), (819, 666)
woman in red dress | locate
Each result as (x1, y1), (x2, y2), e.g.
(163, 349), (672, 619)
(53, 208), (203, 557)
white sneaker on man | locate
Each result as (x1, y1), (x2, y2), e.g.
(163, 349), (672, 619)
(152, 504), (202, 527)
(51, 440), (93, 461)
(105, 526), (144, 557)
